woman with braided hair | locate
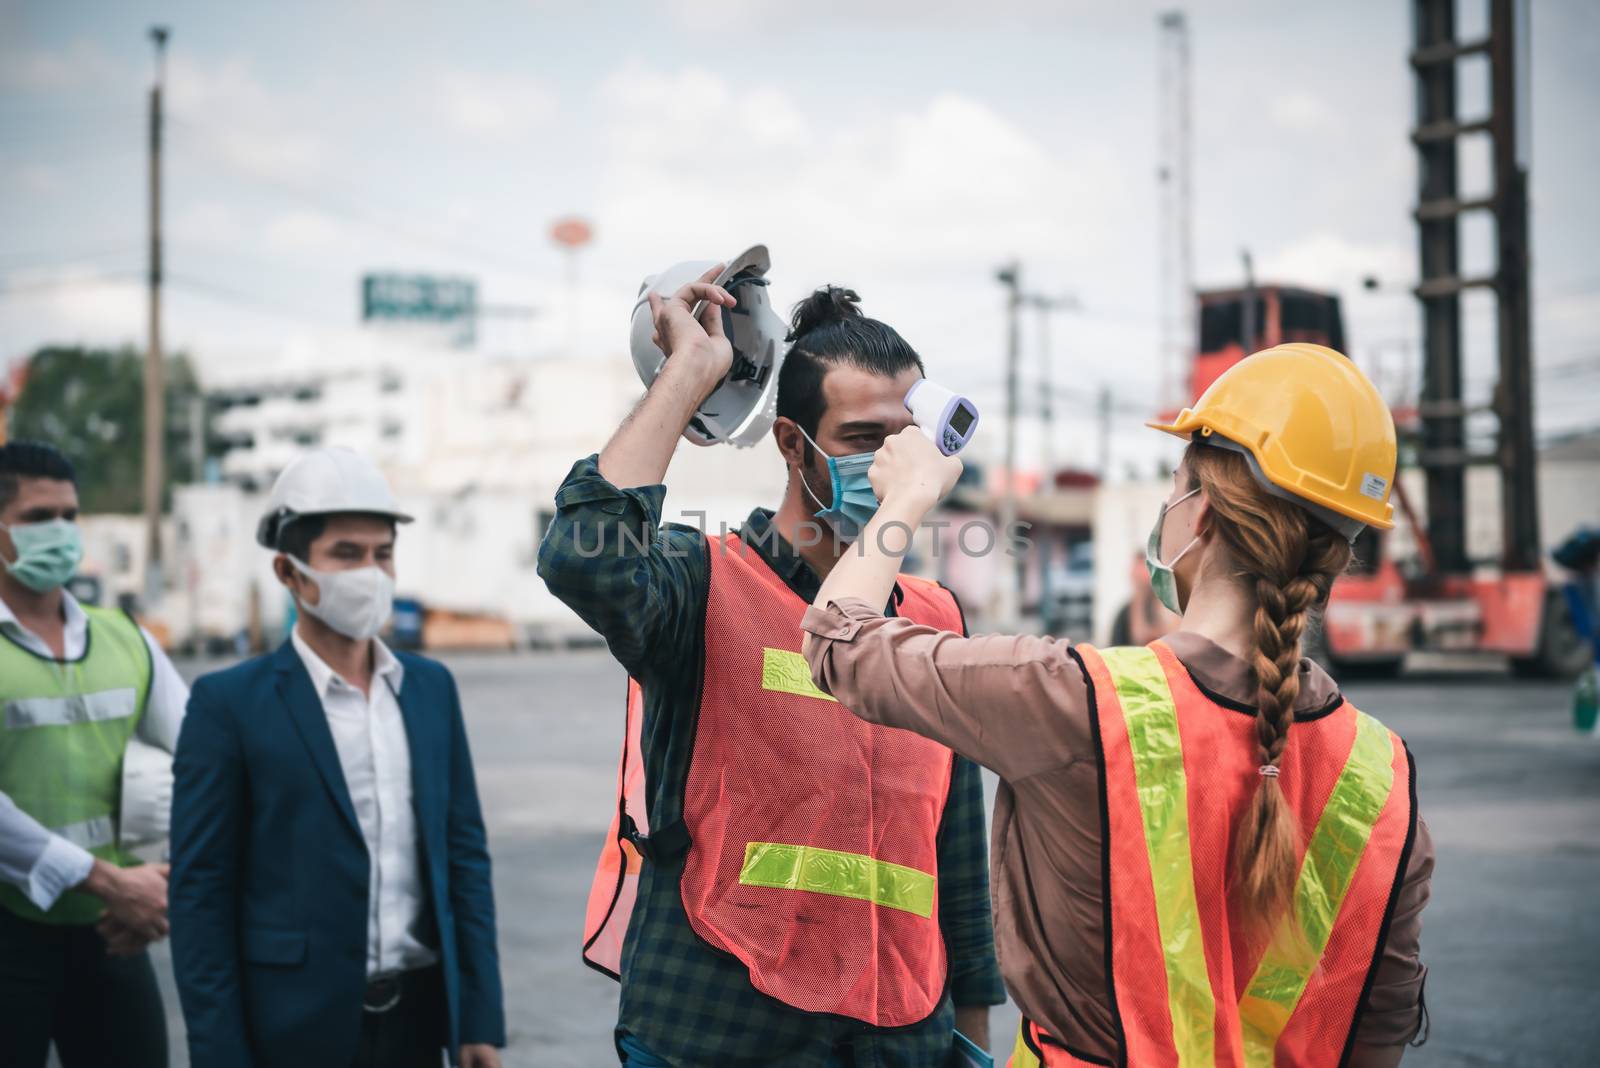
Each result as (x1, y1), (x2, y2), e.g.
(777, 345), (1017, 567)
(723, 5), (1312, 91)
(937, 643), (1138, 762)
(799, 344), (1432, 1067)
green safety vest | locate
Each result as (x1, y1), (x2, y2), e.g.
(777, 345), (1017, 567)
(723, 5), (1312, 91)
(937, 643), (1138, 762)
(0, 605), (153, 925)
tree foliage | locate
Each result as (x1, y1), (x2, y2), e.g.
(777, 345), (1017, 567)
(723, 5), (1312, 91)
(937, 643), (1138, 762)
(10, 345), (204, 514)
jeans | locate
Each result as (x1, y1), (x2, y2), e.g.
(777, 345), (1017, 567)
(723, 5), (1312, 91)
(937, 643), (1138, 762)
(0, 905), (169, 1068)
(619, 1031), (850, 1067)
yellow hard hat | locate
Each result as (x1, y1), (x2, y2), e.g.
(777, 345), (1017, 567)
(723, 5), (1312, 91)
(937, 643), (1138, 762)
(1147, 343), (1397, 536)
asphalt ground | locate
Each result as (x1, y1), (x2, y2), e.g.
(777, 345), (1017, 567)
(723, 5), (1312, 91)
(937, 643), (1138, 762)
(128, 650), (1598, 1067)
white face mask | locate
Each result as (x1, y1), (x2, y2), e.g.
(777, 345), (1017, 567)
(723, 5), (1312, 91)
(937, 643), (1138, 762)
(1145, 487), (1202, 616)
(287, 556), (395, 641)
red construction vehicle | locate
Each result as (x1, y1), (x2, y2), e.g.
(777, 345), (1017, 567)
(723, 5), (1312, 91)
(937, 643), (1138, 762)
(1222, 286), (1577, 675)
(1114, 283), (1351, 651)
(1113, 275), (1585, 677)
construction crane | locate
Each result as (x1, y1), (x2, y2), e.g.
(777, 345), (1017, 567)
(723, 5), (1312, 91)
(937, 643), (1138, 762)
(1315, 0), (1584, 675)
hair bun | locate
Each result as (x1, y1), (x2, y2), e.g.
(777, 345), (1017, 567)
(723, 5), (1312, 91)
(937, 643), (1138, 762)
(788, 285), (863, 342)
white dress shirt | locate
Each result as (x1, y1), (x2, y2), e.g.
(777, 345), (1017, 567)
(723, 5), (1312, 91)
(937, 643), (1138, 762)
(290, 626), (437, 977)
(0, 590), (189, 911)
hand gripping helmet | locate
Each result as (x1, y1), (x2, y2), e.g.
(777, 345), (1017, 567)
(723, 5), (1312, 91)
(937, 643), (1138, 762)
(628, 244), (791, 448)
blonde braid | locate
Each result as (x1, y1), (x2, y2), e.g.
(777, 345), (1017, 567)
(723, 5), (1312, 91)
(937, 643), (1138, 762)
(1186, 445), (1351, 929)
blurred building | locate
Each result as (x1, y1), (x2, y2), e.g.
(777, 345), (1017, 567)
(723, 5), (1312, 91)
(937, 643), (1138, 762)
(166, 321), (787, 648)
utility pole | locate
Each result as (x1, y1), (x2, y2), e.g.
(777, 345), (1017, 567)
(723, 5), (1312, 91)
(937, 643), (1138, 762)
(143, 26), (168, 607)
(1097, 385), (1114, 478)
(995, 261), (1023, 629)
(1240, 248), (1257, 352)
(1025, 291), (1076, 638)
(1025, 292), (1080, 481)
(1035, 297), (1055, 483)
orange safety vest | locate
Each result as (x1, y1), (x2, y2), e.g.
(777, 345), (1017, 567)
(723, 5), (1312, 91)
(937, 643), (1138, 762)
(1008, 641), (1416, 1068)
(582, 532), (966, 1027)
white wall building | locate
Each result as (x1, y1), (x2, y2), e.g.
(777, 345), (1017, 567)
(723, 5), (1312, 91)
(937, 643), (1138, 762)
(183, 333), (791, 646)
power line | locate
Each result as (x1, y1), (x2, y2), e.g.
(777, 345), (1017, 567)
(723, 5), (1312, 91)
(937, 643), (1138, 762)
(166, 273), (350, 329)
(0, 117), (128, 150)
(165, 115), (551, 279)
(0, 271), (140, 297)
(0, 238), (143, 269)
(0, 253), (143, 279)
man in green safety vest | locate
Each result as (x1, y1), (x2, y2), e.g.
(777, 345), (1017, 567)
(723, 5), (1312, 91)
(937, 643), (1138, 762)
(0, 441), (192, 1068)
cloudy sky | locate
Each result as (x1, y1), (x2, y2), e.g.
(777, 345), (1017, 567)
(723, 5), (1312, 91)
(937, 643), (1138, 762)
(2, 0), (1598, 473)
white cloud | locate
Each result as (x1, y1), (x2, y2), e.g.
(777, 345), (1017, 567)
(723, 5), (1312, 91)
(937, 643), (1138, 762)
(595, 65), (1128, 272)
(1256, 233), (1411, 293)
(586, 63), (1144, 414)
(263, 210), (349, 253)
(7, 163), (60, 196)
(171, 202), (249, 247)
(435, 70), (557, 143)
(0, 40), (122, 91)
(0, 268), (144, 355)
(166, 57), (325, 182)
(663, 0), (1110, 32)
(1268, 91), (1342, 135)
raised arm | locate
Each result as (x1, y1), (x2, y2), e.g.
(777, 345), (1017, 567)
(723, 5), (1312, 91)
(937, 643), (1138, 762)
(536, 268), (736, 678)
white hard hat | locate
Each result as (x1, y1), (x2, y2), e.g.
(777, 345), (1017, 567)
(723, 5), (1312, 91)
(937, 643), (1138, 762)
(256, 447), (413, 549)
(118, 736), (172, 854)
(628, 244), (791, 448)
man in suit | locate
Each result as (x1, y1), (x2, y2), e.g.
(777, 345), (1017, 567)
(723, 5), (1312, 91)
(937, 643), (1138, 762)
(170, 448), (505, 1068)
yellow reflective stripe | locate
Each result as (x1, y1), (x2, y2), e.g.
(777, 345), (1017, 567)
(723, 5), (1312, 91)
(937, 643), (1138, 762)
(760, 647), (837, 703)
(1239, 711), (1395, 1066)
(738, 841), (936, 919)
(1100, 646), (1215, 1068)
(1011, 1019), (1043, 1068)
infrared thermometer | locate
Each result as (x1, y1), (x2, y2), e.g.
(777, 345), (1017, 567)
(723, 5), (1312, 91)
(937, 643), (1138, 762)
(904, 380), (980, 456)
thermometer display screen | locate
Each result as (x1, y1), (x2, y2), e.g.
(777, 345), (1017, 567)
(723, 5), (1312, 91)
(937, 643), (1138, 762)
(949, 403), (976, 437)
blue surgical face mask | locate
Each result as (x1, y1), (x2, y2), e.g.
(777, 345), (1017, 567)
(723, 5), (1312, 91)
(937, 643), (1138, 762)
(795, 425), (879, 541)
(1145, 487), (1201, 616)
(0, 518), (84, 593)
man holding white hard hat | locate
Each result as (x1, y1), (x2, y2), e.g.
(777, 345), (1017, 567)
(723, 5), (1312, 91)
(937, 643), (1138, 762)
(170, 447), (505, 1068)
(0, 440), (189, 1068)
(540, 248), (1003, 1065)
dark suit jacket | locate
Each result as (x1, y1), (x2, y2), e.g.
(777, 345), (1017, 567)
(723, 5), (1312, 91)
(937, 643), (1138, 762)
(170, 641), (505, 1068)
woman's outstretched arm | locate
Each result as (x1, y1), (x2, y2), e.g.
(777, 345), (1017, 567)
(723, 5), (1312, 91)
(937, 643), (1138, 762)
(802, 428), (1093, 781)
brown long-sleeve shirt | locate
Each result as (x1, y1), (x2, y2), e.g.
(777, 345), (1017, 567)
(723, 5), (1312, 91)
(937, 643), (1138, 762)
(800, 598), (1432, 1061)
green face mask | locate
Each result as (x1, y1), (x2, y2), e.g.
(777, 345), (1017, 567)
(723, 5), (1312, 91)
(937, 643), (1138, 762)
(0, 518), (84, 593)
(1144, 488), (1201, 616)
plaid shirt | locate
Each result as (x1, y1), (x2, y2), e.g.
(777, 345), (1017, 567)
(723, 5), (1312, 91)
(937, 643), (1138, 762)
(538, 455), (1005, 1066)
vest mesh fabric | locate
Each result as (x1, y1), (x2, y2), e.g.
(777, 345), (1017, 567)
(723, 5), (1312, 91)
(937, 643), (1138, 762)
(0, 606), (152, 924)
(583, 532), (964, 1026)
(1053, 642), (1413, 1068)
(680, 535), (962, 1025)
